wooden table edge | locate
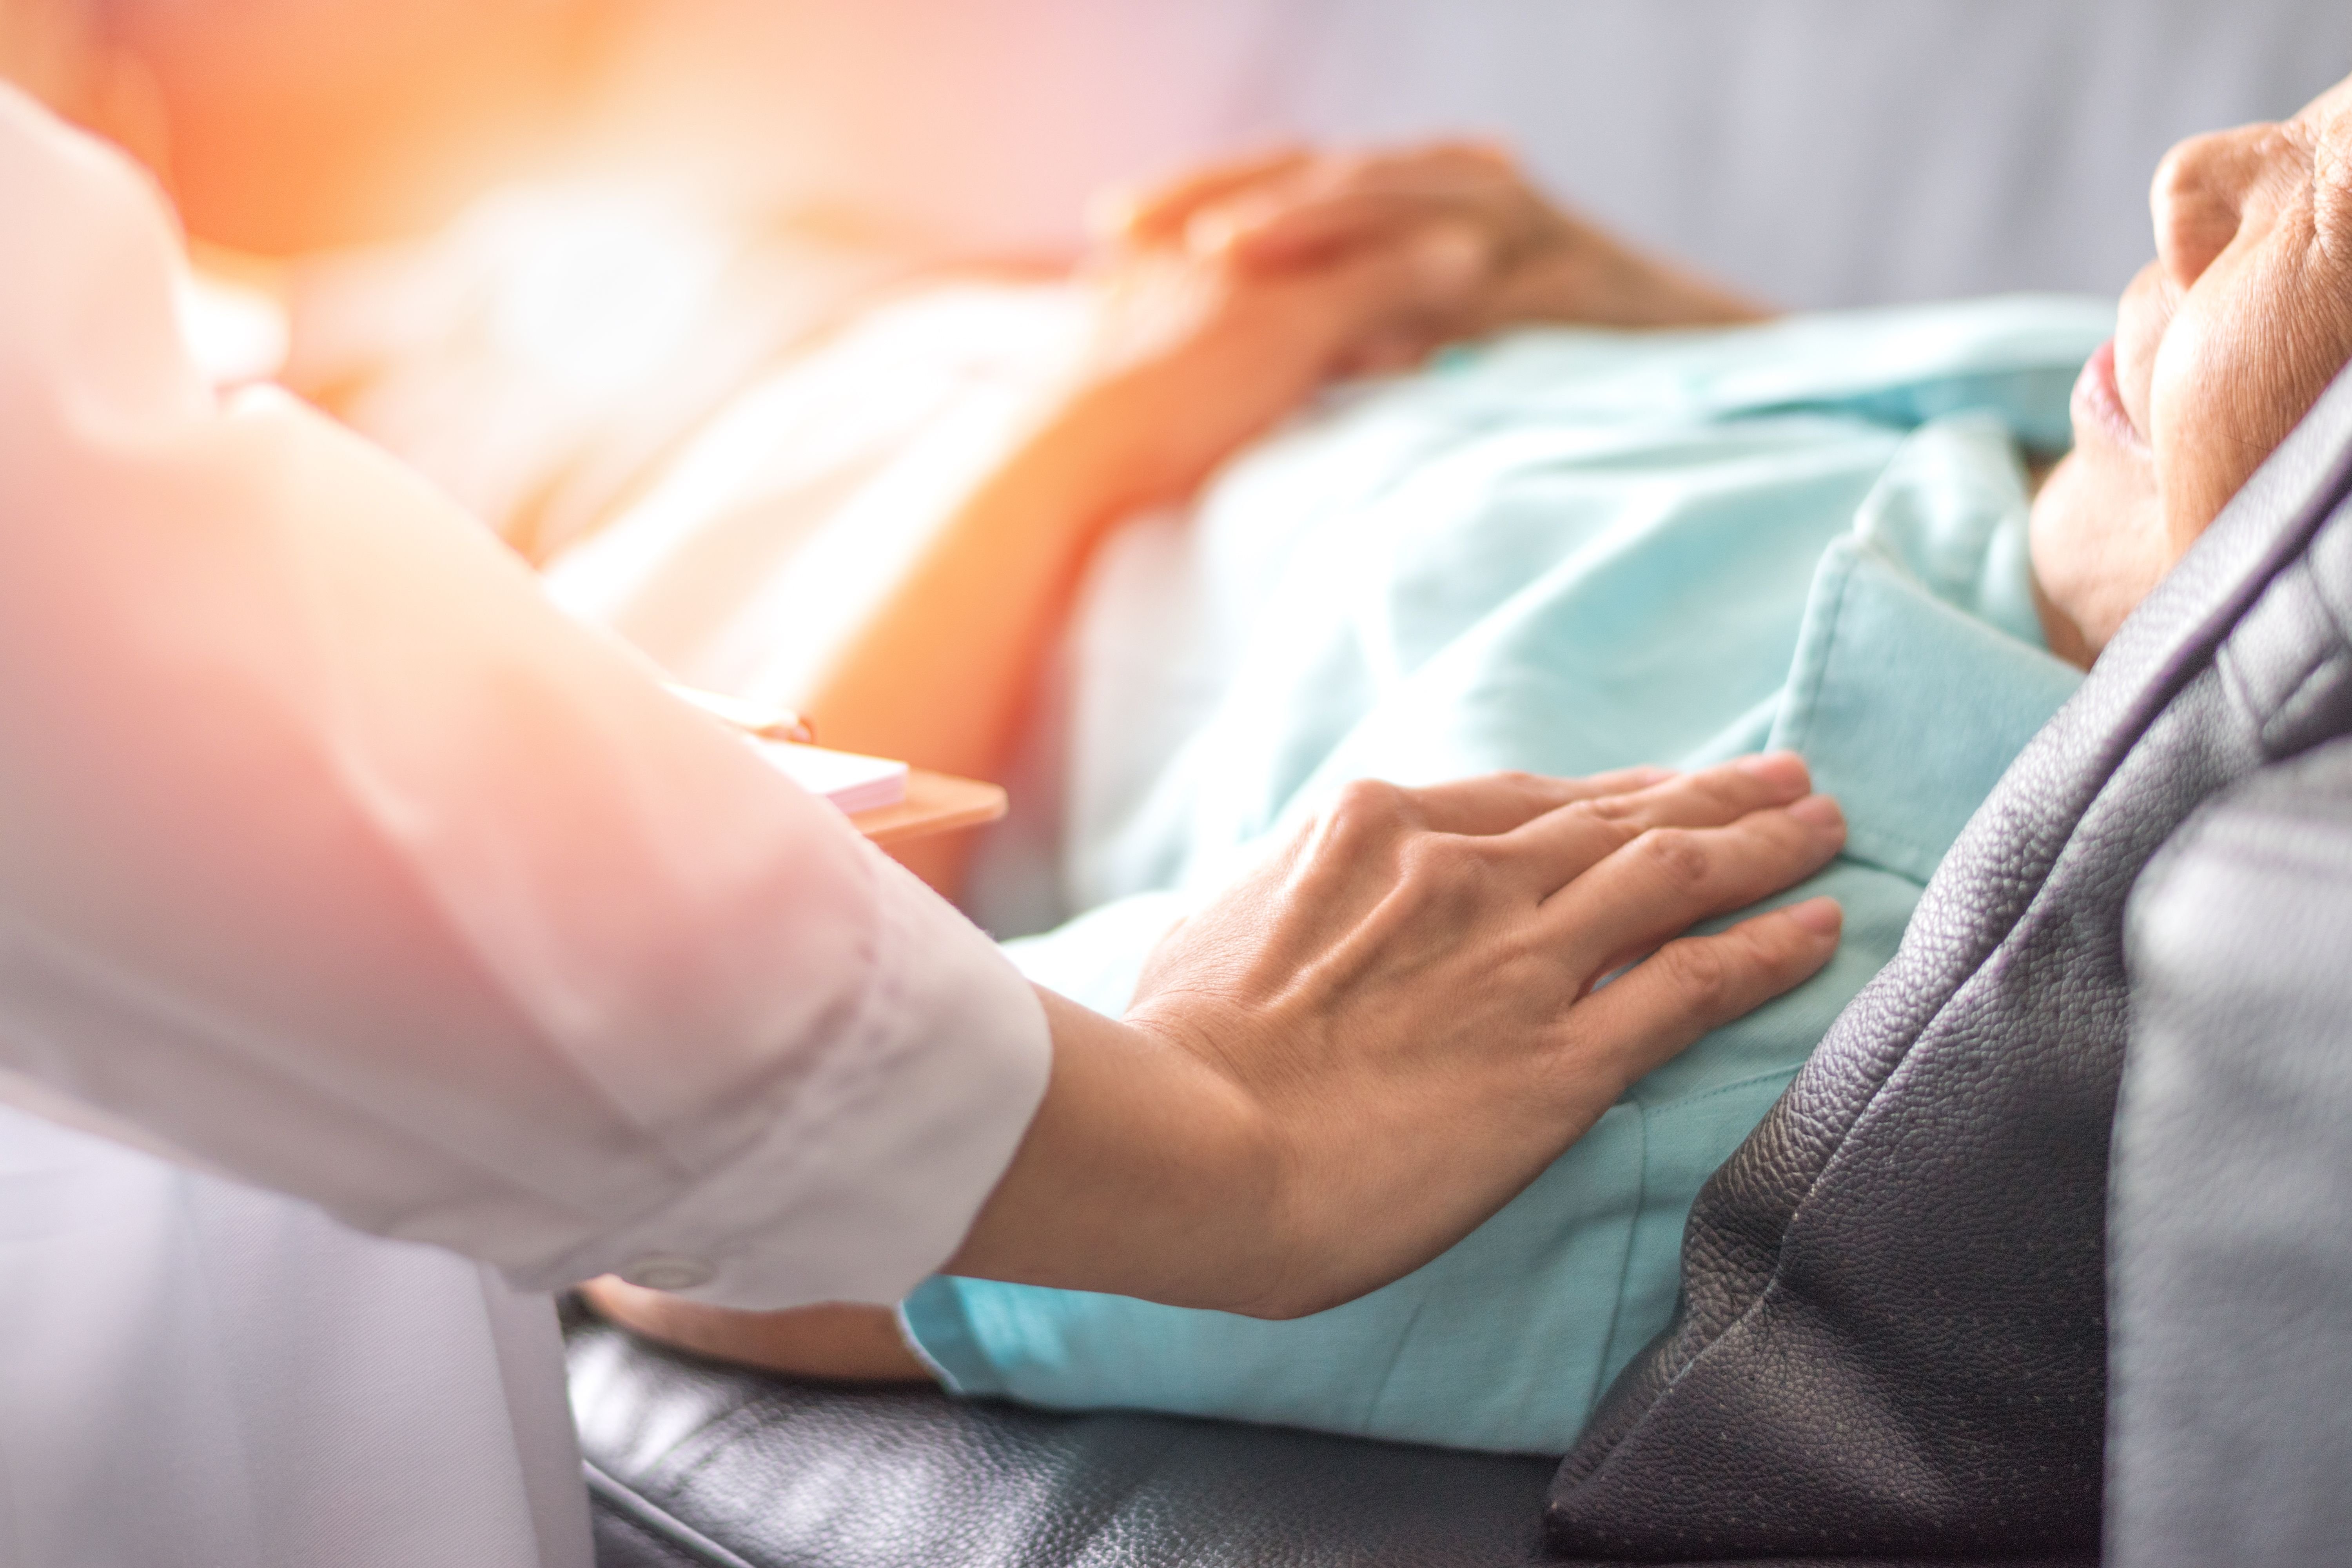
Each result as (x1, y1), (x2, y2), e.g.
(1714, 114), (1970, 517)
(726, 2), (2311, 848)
(850, 769), (1009, 846)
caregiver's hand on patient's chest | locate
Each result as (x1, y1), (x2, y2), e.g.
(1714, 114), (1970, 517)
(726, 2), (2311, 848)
(951, 755), (1846, 1320)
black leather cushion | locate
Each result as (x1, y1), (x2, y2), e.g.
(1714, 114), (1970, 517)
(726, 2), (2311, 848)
(2105, 739), (2352, 1568)
(570, 1314), (1555, 1567)
(570, 1316), (2091, 1568)
(1548, 370), (2352, 1561)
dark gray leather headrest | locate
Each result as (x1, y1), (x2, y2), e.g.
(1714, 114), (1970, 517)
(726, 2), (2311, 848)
(2105, 736), (2352, 1568)
(1549, 361), (2352, 1561)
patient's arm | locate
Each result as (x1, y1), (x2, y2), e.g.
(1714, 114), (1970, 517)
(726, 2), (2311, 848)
(581, 1278), (931, 1382)
(791, 142), (1751, 898)
(798, 223), (1487, 895)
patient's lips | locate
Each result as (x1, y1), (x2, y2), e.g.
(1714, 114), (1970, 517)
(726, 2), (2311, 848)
(2074, 339), (2150, 459)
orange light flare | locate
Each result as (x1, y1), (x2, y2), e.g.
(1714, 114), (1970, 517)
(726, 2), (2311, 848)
(91, 0), (622, 256)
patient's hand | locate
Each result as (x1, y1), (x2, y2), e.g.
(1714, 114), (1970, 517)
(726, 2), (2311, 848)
(1097, 142), (1769, 374)
(1049, 194), (1490, 514)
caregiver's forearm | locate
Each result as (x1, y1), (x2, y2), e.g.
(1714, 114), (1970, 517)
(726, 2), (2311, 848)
(0, 90), (1054, 1310)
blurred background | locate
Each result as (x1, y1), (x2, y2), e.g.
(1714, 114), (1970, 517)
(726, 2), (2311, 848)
(611, 0), (2352, 307)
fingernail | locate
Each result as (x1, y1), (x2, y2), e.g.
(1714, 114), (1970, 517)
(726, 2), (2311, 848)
(1626, 766), (1676, 786)
(1786, 793), (1845, 833)
(1736, 751), (1809, 789)
(1786, 896), (1843, 937)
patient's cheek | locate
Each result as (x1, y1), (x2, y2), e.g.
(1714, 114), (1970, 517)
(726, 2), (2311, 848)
(2154, 261), (2352, 551)
(2152, 316), (2290, 550)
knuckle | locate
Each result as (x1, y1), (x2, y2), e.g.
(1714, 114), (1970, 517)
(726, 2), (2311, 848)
(1568, 794), (1644, 833)
(1634, 826), (1714, 890)
(1323, 778), (1412, 844)
(1692, 767), (1757, 813)
(1486, 769), (1568, 813)
(1660, 938), (1735, 1011)
(1740, 915), (1805, 970)
(1395, 829), (1477, 889)
(1335, 777), (1407, 813)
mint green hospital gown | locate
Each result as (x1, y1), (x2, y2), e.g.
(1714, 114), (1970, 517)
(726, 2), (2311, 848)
(902, 297), (2114, 1457)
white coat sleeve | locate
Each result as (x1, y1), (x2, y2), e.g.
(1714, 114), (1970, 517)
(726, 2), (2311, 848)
(0, 87), (1051, 1309)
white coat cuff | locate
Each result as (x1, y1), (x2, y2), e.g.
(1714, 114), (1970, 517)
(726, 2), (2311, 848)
(517, 846), (1050, 1308)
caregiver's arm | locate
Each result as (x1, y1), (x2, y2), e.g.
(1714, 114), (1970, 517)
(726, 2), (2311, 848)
(0, 85), (1051, 1308)
(588, 758), (1845, 1361)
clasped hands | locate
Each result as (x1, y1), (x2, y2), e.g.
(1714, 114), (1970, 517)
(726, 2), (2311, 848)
(1047, 140), (1769, 519)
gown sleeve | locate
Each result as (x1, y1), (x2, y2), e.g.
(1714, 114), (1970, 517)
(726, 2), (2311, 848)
(0, 85), (1049, 1310)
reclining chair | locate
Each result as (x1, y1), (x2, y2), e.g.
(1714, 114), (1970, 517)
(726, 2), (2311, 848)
(564, 328), (2352, 1567)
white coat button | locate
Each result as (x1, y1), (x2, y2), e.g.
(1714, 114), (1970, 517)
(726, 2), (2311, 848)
(618, 1254), (715, 1291)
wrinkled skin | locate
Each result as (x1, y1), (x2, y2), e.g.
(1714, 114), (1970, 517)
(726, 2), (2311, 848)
(2032, 74), (2352, 662)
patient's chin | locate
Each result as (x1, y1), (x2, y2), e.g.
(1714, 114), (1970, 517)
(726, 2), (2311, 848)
(2028, 452), (2169, 665)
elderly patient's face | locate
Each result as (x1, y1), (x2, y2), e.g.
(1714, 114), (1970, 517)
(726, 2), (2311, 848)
(2033, 74), (2352, 664)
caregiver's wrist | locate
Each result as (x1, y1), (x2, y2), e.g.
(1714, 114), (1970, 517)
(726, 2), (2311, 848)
(945, 987), (1288, 1312)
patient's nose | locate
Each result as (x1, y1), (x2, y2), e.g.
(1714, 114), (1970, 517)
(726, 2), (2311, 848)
(2150, 126), (2267, 288)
